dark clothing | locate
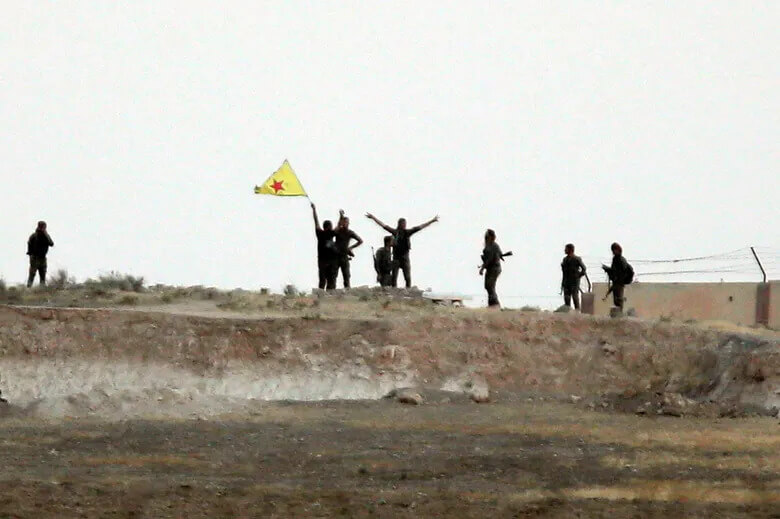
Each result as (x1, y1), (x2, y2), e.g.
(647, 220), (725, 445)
(612, 283), (625, 310)
(563, 285), (580, 310)
(316, 228), (338, 290)
(318, 259), (337, 290)
(27, 231), (53, 258)
(334, 228), (360, 289)
(316, 228), (337, 261)
(374, 247), (393, 287)
(337, 256), (351, 288)
(484, 269), (501, 307)
(561, 254), (586, 309)
(392, 254), (412, 288)
(604, 255), (629, 284)
(481, 242), (503, 272)
(604, 254), (629, 309)
(380, 226), (422, 288)
(561, 255), (586, 286)
(482, 242), (503, 307)
(335, 228), (360, 257)
(390, 227), (421, 258)
(28, 256), (47, 287)
(26, 230), (53, 287)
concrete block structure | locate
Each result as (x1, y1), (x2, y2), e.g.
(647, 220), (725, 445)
(585, 281), (778, 329)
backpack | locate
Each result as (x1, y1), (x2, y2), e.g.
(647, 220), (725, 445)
(624, 262), (634, 284)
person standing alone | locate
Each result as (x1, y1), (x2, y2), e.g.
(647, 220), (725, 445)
(365, 213), (438, 288)
(479, 229), (503, 308)
(27, 221), (54, 287)
(561, 243), (587, 310)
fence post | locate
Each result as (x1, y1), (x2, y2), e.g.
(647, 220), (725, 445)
(750, 247), (767, 283)
(756, 283), (770, 326)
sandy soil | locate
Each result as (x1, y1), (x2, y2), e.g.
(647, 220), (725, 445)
(0, 399), (777, 518)
(0, 298), (777, 517)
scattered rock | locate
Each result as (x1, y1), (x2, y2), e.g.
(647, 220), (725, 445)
(384, 388), (423, 405)
(602, 343), (617, 355)
(570, 395), (582, 404)
(466, 376), (491, 403)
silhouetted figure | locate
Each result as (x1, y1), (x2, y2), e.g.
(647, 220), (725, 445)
(334, 210), (363, 289)
(602, 242), (632, 311)
(561, 243), (587, 310)
(27, 221), (54, 288)
(479, 229), (502, 308)
(365, 213), (438, 288)
(311, 203), (338, 290)
(374, 236), (394, 287)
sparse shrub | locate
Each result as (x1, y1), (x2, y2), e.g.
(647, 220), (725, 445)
(160, 293), (174, 303)
(5, 287), (21, 303)
(50, 269), (75, 290)
(359, 293), (371, 302)
(0, 278), (6, 294)
(520, 305), (541, 312)
(118, 294), (139, 305)
(260, 288), (270, 295)
(86, 272), (145, 293)
(283, 284), (300, 298)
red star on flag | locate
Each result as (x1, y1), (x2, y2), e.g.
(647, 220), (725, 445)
(271, 179), (284, 193)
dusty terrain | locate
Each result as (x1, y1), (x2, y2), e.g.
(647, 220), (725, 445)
(0, 287), (777, 517)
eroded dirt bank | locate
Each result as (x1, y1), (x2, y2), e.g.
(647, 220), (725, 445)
(0, 305), (777, 419)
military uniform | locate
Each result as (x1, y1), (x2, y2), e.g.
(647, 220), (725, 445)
(604, 255), (629, 309)
(334, 228), (361, 288)
(482, 242), (503, 307)
(374, 246), (393, 287)
(27, 230), (54, 287)
(316, 228), (337, 290)
(561, 254), (587, 309)
(390, 227), (422, 288)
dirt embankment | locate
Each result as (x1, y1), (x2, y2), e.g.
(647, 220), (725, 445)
(0, 305), (777, 419)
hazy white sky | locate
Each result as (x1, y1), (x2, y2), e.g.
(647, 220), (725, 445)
(2, 2), (778, 306)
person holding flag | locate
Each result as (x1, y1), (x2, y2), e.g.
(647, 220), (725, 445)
(310, 203), (338, 290)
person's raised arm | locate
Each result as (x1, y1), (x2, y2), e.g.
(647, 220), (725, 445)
(311, 202), (322, 231)
(411, 215), (439, 233)
(365, 213), (395, 234)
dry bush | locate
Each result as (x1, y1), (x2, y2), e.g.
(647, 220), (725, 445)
(86, 272), (145, 293)
(50, 269), (75, 290)
(117, 294), (139, 305)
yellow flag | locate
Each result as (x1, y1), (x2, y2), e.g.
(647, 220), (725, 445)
(254, 160), (307, 197)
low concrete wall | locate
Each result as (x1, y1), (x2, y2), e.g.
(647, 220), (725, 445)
(590, 281), (779, 328)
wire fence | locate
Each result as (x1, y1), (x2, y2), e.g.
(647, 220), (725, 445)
(581, 246), (779, 283)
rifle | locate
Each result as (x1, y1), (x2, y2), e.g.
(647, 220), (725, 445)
(372, 247), (380, 282)
(478, 251), (513, 274)
(601, 264), (613, 301)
